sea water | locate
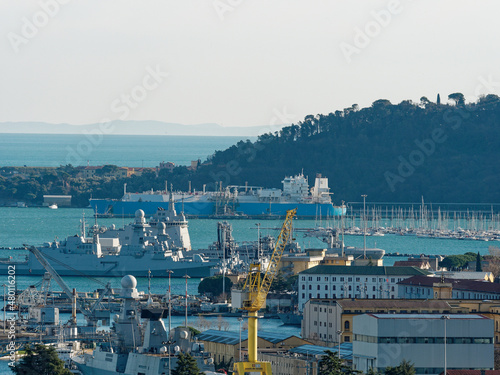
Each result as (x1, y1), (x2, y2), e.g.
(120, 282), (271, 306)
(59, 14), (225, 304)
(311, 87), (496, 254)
(0, 133), (252, 167)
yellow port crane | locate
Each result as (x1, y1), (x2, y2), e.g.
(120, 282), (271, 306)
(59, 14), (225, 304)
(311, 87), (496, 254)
(234, 208), (296, 375)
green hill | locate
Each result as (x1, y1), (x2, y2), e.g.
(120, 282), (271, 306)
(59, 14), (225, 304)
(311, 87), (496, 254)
(2, 94), (500, 206)
(180, 94), (500, 203)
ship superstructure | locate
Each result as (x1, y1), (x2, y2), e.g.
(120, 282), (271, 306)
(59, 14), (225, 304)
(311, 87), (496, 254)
(1, 209), (215, 278)
(74, 275), (215, 375)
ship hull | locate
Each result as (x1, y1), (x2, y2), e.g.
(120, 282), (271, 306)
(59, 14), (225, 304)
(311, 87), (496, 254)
(90, 199), (346, 218)
(278, 313), (303, 326)
(0, 252), (215, 278)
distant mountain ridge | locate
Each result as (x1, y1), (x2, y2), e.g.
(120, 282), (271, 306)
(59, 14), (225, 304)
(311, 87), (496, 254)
(0, 120), (282, 137)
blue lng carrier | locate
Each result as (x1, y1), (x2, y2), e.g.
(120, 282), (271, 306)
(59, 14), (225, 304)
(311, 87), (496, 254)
(90, 172), (346, 218)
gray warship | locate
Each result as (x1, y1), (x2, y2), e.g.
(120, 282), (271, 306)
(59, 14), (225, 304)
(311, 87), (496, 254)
(1, 202), (216, 278)
(73, 275), (216, 375)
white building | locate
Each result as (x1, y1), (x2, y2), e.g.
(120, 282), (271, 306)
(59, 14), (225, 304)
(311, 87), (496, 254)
(353, 314), (494, 375)
(298, 265), (430, 312)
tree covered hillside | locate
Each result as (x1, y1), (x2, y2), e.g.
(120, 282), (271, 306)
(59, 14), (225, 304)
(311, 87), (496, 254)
(1, 94), (499, 207)
(186, 94), (500, 203)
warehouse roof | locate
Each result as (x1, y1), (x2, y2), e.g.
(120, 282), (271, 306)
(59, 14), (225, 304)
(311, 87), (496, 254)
(197, 329), (301, 346)
(300, 265), (430, 276)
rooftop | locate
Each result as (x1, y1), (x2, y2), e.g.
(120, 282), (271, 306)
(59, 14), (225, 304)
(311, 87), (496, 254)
(333, 299), (451, 310)
(290, 343), (352, 360)
(438, 371), (500, 375)
(300, 265), (430, 276)
(197, 329), (301, 346)
(398, 275), (500, 294)
(366, 313), (488, 319)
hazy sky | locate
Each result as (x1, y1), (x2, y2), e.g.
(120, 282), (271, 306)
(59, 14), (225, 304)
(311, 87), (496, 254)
(1, 0), (500, 129)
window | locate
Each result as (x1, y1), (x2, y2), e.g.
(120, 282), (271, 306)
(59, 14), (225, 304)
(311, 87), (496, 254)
(391, 286), (395, 291)
(302, 285), (305, 290)
(373, 286), (376, 291)
(309, 285), (312, 290)
(344, 321), (350, 330)
(325, 285), (328, 290)
(329, 323), (332, 327)
(391, 278), (395, 283)
(317, 277), (321, 281)
(308, 277), (312, 281)
(317, 285), (321, 290)
(344, 336), (350, 342)
(302, 277), (305, 281)
(314, 321), (317, 326)
(348, 277), (352, 282)
(348, 285), (352, 291)
(340, 277), (344, 282)
(332, 285), (336, 290)
(309, 293), (312, 299)
(372, 278), (376, 282)
(314, 307), (317, 312)
(333, 277), (336, 281)
(356, 277), (360, 282)
(324, 277), (329, 281)
(302, 293), (305, 299)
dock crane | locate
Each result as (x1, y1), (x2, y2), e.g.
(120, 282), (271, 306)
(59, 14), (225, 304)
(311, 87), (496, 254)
(25, 245), (112, 327)
(234, 208), (296, 375)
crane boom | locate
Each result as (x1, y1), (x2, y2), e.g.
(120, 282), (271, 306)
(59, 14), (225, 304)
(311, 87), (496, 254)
(235, 208), (296, 375)
(27, 246), (111, 326)
(27, 246), (85, 310)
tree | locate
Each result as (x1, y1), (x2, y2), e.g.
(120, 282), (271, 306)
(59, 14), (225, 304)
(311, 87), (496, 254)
(437, 93), (441, 105)
(318, 350), (359, 375)
(198, 275), (233, 300)
(12, 344), (72, 375)
(476, 252), (483, 272)
(172, 352), (204, 375)
(270, 272), (298, 293)
(419, 96), (430, 107)
(385, 359), (416, 375)
(318, 350), (342, 375)
(448, 92), (465, 106)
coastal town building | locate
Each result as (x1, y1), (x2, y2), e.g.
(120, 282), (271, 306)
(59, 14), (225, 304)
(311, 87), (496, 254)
(260, 343), (352, 375)
(196, 329), (310, 366)
(278, 249), (354, 277)
(298, 265), (430, 311)
(158, 161), (175, 172)
(301, 299), (459, 345)
(352, 314), (494, 374)
(77, 165), (155, 179)
(398, 275), (500, 300)
(42, 195), (71, 207)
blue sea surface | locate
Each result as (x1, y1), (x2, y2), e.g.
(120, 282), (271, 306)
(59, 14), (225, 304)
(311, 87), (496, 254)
(0, 133), (252, 168)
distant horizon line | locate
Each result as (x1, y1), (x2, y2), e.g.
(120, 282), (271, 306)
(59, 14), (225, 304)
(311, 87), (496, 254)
(0, 132), (256, 137)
